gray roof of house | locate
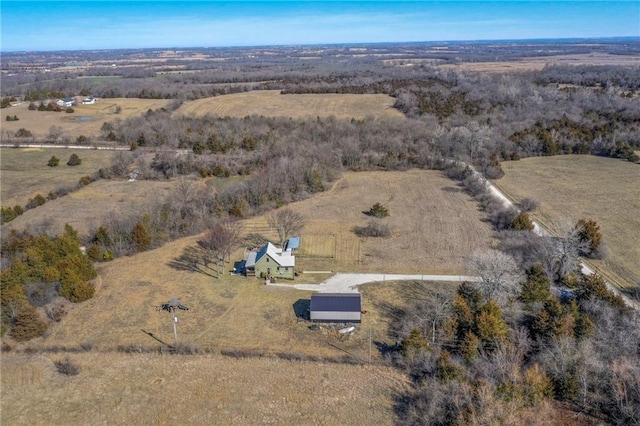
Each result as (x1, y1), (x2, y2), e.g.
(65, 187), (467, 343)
(310, 293), (361, 312)
(254, 242), (294, 267)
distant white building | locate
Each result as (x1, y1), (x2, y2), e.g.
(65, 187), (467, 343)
(82, 97), (96, 105)
(56, 97), (76, 107)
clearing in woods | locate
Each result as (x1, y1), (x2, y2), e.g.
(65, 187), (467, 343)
(493, 155), (640, 289)
(1, 169), (495, 424)
(0, 148), (117, 208)
(0, 98), (171, 140)
(21, 169), (493, 351)
(174, 90), (405, 120)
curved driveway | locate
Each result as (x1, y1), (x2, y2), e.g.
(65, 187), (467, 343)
(267, 272), (481, 293)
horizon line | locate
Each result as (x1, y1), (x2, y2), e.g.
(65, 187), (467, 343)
(2, 36), (639, 54)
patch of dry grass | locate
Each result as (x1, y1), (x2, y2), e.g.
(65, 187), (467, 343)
(2, 176), (177, 236)
(292, 170), (496, 274)
(174, 90), (405, 120)
(1, 169), (495, 424)
(439, 52), (640, 73)
(0, 148), (116, 208)
(1, 98), (170, 140)
(1, 352), (408, 425)
(494, 155), (640, 288)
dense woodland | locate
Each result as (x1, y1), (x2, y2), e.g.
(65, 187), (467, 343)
(1, 41), (640, 424)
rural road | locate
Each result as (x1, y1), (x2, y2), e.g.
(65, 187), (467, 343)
(484, 172), (640, 311)
(267, 272), (482, 293)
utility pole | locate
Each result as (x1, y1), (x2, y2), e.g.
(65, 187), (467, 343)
(369, 324), (372, 363)
(158, 298), (189, 351)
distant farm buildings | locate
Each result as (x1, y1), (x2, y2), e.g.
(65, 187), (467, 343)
(56, 97), (76, 107)
(310, 293), (362, 323)
(82, 97), (96, 104)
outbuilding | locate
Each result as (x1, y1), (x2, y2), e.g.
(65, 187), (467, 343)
(309, 293), (361, 323)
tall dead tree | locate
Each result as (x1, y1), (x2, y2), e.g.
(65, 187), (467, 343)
(267, 208), (306, 247)
(197, 220), (243, 278)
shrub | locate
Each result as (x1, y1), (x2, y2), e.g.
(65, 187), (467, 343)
(26, 194), (46, 209)
(47, 102), (61, 112)
(511, 211), (534, 231)
(67, 153), (82, 166)
(520, 197), (540, 212)
(15, 128), (33, 138)
(65, 107), (74, 113)
(61, 280), (95, 303)
(54, 357), (81, 376)
(5, 115), (19, 121)
(28, 102), (37, 110)
(10, 305), (48, 341)
(1, 207), (17, 224)
(575, 218), (602, 257)
(47, 156), (60, 167)
(367, 202), (389, 218)
(76, 135), (87, 144)
(79, 175), (94, 186)
(353, 219), (391, 237)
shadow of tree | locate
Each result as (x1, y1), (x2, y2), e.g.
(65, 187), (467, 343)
(166, 245), (218, 278)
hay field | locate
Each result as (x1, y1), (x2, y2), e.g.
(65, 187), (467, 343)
(1, 148), (116, 208)
(1, 98), (170, 140)
(291, 169), (496, 274)
(174, 90), (405, 120)
(1, 352), (407, 425)
(439, 52), (640, 73)
(494, 155), (640, 289)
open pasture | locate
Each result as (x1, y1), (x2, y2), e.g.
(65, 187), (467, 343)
(1, 352), (407, 426)
(0, 148), (117, 208)
(174, 90), (405, 120)
(494, 155), (640, 289)
(0, 169), (497, 423)
(439, 52), (640, 73)
(291, 169), (496, 274)
(11, 169), (494, 351)
(1, 98), (170, 140)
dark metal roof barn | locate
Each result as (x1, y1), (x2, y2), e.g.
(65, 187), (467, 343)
(310, 293), (361, 323)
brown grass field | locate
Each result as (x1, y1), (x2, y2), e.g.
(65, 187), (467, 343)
(439, 52), (640, 73)
(494, 155), (640, 289)
(174, 90), (405, 120)
(1, 98), (171, 140)
(1, 169), (496, 423)
(1, 352), (408, 425)
(1, 148), (117, 208)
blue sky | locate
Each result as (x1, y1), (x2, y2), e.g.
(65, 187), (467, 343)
(1, 1), (638, 51)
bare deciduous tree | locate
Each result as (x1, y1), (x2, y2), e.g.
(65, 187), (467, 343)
(267, 208), (306, 247)
(468, 249), (523, 304)
(197, 220), (243, 278)
(48, 125), (64, 142)
(551, 221), (589, 282)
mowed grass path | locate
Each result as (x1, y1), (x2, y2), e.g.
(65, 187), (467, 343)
(494, 155), (640, 288)
(174, 90), (405, 119)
